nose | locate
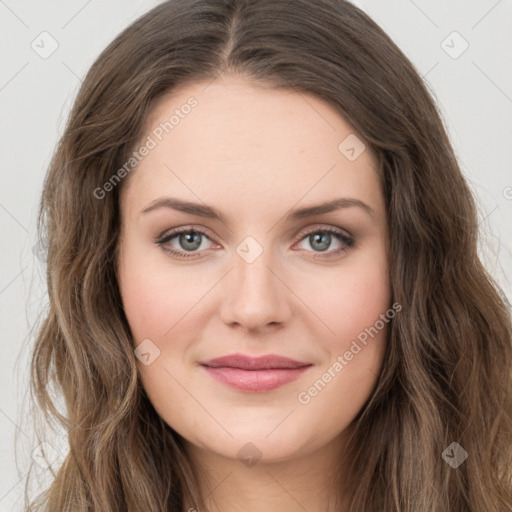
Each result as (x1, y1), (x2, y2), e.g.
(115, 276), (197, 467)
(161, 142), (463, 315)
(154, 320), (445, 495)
(219, 244), (292, 333)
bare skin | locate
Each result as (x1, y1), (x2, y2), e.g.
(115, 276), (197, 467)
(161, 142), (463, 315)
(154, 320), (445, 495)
(117, 74), (391, 511)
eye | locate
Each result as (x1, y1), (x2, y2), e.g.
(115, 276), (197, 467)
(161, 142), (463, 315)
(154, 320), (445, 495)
(294, 226), (355, 258)
(156, 227), (215, 260)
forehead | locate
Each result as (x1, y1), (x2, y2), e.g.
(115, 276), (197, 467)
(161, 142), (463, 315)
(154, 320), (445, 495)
(121, 75), (383, 221)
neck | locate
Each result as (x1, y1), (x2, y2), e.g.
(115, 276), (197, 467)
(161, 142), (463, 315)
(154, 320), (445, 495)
(182, 433), (351, 512)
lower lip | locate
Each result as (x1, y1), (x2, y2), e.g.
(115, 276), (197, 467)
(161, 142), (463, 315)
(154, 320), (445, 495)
(202, 365), (311, 392)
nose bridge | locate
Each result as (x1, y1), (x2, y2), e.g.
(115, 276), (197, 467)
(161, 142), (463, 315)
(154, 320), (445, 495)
(235, 246), (275, 295)
(219, 235), (290, 329)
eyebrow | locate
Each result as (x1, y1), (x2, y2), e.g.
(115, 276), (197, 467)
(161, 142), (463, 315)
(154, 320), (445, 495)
(140, 196), (375, 222)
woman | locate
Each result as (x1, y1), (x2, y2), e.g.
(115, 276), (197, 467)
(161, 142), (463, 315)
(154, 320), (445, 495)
(27, 0), (512, 510)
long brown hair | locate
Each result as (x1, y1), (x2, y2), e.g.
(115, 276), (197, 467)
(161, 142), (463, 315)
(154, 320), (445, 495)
(25, 0), (512, 510)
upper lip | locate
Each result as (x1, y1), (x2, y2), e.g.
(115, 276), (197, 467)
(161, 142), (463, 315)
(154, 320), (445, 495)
(200, 353), (312, 370)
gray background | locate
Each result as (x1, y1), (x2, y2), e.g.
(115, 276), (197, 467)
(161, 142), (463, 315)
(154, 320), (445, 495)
(1, 0), (511, 509)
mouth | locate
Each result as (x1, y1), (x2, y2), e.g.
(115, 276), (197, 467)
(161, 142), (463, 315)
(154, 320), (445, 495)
(199, 353), (313, 392)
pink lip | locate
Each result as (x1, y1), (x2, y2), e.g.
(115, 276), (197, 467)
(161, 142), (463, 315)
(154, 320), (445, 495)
(200, 353), (312, 392)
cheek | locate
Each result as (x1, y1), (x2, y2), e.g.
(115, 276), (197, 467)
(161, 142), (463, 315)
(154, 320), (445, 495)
(119, 272), (168, 342)
(307, 248), (391, 349)
(295, 259), (391, 432)
(307, 248), (391, 411)
(118, 242), (200, 343)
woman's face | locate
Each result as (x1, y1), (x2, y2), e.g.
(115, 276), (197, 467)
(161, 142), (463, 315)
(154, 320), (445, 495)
(117, 75), (391, 465)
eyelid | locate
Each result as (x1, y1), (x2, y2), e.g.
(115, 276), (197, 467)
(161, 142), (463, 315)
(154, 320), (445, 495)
(295, 223), (352, 241)
(156, 224), (217, 242)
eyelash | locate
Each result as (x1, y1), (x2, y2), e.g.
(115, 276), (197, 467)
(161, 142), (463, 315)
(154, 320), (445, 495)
(155, 225), (355, 260)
